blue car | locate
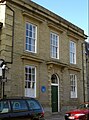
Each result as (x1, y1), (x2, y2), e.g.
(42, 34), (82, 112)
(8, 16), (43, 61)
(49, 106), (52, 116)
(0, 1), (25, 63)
(0, 97), (45, 120)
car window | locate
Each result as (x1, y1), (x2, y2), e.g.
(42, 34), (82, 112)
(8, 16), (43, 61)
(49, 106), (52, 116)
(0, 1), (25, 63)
(79, 103), (89, 109)
(0, 100), (10, 113)
(11, 100), (28, 111)
(26, 99), (41, 110)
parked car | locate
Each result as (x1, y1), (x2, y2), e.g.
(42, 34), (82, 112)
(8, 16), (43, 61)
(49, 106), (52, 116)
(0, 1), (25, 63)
(0, 97), (45, 120)
(65, 102), (89, 120)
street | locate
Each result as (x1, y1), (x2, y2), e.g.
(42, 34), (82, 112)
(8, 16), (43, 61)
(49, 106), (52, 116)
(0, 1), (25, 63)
(45, 113), (65, 120)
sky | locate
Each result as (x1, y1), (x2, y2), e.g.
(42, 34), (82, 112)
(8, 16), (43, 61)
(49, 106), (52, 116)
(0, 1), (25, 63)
(31, 0), (88, 37)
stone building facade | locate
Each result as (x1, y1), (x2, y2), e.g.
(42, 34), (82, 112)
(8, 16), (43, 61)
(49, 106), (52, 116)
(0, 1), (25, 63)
(0, 0), (87, 113)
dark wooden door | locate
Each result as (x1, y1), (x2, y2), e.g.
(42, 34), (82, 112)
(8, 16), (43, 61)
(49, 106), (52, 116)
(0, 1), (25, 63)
(51, 86), (58, 112)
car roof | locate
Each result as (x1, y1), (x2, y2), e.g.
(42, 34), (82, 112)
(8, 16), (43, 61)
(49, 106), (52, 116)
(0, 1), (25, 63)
(0, 96), (36, 100)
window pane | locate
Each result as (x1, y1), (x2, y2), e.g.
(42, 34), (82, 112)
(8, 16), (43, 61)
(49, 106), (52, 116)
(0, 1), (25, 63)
(11, 100), (28, 111)
(26, 99), (41, 110)
(32, 68), (35, 74)
(25, 74), (27, 80)
(29, 74), (31, 80)
(33, 32), (35, 38)
(26, 23), (28, 29)
(25, 81), (27, 88)
(29, 31), (32, 37)
(50, 32), (59, 59)
(29, 68), (31, 73)
(28, 82), (31, 88)
(51, 74), (58, 84)
(0, 101), (10, 113)
(26, 23), (37, 53)
(26, 37), (29, 43)
(31, 44), (35, 52)
(26, 30), (28, 36)
(70, 74), (77, 98)
(32, 82), (35, 88)
(33, 26), (35, 32)
(32, 39), (35, 45)
(70, 41), (76, 64)
(30, 24), (32, 31)
(25, 66), (36, 89)
(25, 67), (28, 73)
(32, 75), (35, 81)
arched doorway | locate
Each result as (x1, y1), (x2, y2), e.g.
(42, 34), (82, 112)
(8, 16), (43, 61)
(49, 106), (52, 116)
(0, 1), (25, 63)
(51, 74), (59, 112)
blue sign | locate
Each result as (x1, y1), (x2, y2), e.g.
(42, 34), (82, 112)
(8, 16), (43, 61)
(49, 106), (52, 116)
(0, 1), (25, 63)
(41, 86), (46, 93)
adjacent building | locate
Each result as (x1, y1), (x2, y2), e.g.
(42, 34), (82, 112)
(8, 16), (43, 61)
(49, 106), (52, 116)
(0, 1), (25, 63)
(85, 41), (89, 101)
(0, 0), (87, 113)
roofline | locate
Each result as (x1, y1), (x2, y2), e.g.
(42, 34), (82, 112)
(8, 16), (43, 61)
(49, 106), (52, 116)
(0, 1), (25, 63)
(6, 0), (87, 38)
(25, 0), (85, 34)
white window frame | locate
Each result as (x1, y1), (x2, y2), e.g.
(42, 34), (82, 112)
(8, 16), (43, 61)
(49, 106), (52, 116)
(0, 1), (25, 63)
(70, 74), (77, 98)
(50, 32), (59, 59)
(25, 66), (36, 98)
(0, 2), (6, 26)
(70, 41), (76, 64)
(25, 22), (37, 53)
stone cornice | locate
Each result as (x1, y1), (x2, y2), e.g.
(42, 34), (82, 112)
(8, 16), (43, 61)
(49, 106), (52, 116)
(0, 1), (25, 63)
(22, 12), (43, 23)
(21, 54), (43, 63)
(68, 65), (81, 72)
(47, 61), (67, 67)
(6, 0), (87, 39)
(47, 60), (81, 72)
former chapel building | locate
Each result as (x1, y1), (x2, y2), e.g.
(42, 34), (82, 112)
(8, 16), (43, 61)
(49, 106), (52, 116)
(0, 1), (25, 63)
(0, 0), (87, 113)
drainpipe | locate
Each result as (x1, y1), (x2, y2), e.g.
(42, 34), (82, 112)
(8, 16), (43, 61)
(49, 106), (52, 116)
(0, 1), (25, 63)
(82, 42), (85, 102)
(6, 5), (15, 64)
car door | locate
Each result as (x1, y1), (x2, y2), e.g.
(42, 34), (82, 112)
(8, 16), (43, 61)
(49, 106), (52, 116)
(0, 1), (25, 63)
(26, 98), (44, 118)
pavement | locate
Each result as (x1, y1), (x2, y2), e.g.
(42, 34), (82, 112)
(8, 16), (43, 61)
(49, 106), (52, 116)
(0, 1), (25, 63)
(45, 113), (65, 120)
